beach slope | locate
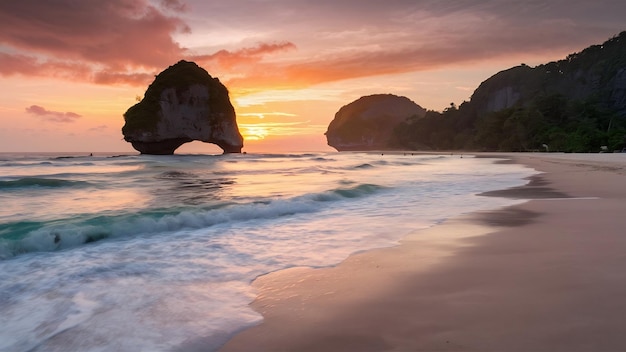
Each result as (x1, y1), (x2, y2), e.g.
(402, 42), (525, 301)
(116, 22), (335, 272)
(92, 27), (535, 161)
(220, 153), (626, 352)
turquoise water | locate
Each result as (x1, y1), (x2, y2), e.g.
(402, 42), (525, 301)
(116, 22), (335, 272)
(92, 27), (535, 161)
(0, 152), (536, 351)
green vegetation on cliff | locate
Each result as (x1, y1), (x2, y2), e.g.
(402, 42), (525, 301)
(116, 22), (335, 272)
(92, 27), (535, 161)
(392, 31), (626, 152)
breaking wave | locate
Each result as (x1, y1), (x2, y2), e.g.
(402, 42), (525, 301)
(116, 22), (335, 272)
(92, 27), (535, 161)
(0, 183), (386, 259)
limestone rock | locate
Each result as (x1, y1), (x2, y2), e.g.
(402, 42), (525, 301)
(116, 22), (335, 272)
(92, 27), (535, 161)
(470, 32), (626, 118)
(122, 60), (243, 154)
(325, 94), (426, 151)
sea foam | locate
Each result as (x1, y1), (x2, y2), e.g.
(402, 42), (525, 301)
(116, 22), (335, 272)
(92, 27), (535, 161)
(0, 182), (386, 259)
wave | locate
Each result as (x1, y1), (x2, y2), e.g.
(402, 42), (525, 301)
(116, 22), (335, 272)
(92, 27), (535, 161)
(0, 161), (53, 167)
(310, 156), (336, 162)
(0, 160), (95, 169)
(52, 156), (83, 160)
(313, 183), (385, 201)
(156, 171), (198, 179)
(0, 183), (387, 259)
(0, 177), (90, 189)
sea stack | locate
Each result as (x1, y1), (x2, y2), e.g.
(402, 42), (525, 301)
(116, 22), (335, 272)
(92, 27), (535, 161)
(122, 60), (244, 154)
(325, 94), (426, 151)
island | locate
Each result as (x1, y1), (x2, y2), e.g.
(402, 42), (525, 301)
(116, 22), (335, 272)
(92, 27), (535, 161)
(122, 60), (244, 154)
(325, 94), (426, 151)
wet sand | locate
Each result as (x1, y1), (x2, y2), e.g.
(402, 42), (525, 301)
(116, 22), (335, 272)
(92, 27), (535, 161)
(220, 153), (626, 352)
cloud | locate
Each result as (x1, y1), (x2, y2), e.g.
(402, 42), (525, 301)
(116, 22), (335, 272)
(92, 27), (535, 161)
(0, 52), (94, 80)
(1, 0), (624, 92)
(239, 121), (320, 140)
(238, 112), (298, 119)
(160, 0), (188, 12)
(88, 125), (110, 132)
(0, 0), (189, 84)
(188, 0), (626, 91)
(25, 105), (82, 123)
(93, 71), (156, 86)
(215, 1), (625, 90)
(195, 42), (296, 70)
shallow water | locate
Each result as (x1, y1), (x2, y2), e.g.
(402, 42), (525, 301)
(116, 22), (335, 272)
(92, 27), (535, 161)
(0, 152), (536, 351)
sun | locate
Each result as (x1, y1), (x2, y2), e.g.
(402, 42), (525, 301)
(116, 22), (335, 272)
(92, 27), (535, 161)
(242, 125), (269, 141)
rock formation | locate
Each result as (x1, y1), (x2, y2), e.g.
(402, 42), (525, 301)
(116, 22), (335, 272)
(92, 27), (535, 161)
(470, 32), (626, 118)
(388, 31), (626, 152)
(325, 94), (426, 151)
(122, 60), (243, 154)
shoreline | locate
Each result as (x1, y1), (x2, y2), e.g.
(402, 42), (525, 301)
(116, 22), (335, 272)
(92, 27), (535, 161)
(220, 153), (626, 352)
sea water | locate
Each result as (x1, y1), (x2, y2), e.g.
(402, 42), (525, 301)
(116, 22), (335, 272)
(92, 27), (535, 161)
(0, 152), (536, 351)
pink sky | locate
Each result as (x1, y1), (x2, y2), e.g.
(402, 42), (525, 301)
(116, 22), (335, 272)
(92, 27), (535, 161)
(0, 0), (624, 153)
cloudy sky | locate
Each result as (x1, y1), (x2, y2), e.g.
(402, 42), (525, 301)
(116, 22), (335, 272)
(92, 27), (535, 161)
(0, 0), (624, 153)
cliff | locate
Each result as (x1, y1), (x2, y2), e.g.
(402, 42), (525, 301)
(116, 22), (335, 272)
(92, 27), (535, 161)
(392, 31), (626, 152)
(325, 94), (426, 151)
(469, 33), (626, 117)
(122, 60), (243, 154)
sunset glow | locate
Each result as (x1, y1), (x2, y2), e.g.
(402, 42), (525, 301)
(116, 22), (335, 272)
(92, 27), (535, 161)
(0, 0), (624, 153)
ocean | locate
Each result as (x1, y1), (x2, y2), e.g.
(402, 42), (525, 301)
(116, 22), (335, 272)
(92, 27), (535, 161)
(0, 151), (536, 351)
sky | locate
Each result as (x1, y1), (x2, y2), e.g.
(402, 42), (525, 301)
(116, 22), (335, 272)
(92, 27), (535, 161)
(0, 0), (624, 153)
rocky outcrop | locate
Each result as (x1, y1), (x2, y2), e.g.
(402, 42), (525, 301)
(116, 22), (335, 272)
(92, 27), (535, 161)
(325, 94), (426, 151)
(485, 86), (521, 113)
(388, 31), (626, 153)
(611, 68), (626, 112)
(122, 60), (243, 154)
(469, 32), (626, 117)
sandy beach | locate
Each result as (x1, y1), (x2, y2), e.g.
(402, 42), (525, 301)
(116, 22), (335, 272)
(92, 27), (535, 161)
(220, 153), (626, 352)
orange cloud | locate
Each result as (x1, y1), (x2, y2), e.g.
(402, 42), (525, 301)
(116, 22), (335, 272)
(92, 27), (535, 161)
(0, 53), (93, 80)
(93, 71), (155, 86)
(194, 42), (296, 70)
(221, 47), (449, 90)
(25, 105), (81, 123)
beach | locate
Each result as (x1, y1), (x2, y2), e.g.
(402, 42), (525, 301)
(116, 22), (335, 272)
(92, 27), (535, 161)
(220, 153), (626, 352)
